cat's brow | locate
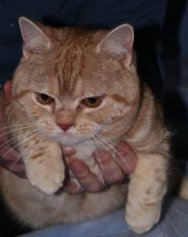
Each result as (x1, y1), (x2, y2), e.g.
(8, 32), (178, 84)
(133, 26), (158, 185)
(12, 90), (32, 100)
(109, 95), (130, 104)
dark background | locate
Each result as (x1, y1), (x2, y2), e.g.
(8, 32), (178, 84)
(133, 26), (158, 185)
(0, 1), (188, 235)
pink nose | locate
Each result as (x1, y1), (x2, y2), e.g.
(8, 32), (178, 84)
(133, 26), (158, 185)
(58, 123), (73, 131)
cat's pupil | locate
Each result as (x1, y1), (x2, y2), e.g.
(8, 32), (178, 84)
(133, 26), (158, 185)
(88, 97), (97, 104)
(41, 94), (49, 101)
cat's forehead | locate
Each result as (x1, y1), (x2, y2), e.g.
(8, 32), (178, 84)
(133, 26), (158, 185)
(42, 59), (110, 99)
(34, 45), (120, 98)
(20, 27), (130, 99)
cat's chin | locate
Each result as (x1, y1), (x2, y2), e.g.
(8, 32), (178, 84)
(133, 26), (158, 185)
(51, 134), (93, 147)
(59, 139), (85, 146)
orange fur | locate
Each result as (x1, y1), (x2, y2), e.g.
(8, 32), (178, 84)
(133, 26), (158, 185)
(2, 18), (172, 234)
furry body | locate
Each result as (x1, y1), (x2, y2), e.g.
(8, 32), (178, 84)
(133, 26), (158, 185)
(2, 18), (170, 234)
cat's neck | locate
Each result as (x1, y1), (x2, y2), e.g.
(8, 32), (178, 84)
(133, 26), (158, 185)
(72, 143), (97, 168)
(74, 143), (96, 161)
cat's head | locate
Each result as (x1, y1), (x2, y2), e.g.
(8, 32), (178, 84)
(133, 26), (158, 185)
(11, 17), (140, 146)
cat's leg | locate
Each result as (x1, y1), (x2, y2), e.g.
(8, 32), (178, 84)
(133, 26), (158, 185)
(125, 153), (168, 234)
(23, 140), (65, 195)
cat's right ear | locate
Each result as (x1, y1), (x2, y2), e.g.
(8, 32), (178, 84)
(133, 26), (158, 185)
(18, 17), (51, 58)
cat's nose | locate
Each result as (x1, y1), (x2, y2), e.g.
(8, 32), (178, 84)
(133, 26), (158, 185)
(58, 123), (73, 132)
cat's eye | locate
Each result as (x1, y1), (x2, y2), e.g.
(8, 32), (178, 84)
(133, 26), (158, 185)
(81, 96), (103, 108)
(35, 93), (54, 105)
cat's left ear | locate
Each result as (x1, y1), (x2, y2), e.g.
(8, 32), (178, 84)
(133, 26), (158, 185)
(96, 24), (134, 68)
(18, 17), (51, 58)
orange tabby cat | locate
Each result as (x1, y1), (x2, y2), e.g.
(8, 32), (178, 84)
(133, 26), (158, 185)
(2, 17), (173, 234)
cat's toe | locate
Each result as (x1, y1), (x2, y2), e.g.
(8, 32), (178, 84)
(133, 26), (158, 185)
(30, 171), (65, 195)
(27, 161), (65, 195)
(125, 204), (161, 234)
(42, 176), (65, 195)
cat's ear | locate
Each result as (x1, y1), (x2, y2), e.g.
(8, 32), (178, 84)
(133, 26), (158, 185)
(96, 24), (134, 68)
(18, 17), (51, 57)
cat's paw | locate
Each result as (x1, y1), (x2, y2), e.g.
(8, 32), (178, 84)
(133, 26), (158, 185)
(27, 159), (65, 195)
(125, 203), (161, 234)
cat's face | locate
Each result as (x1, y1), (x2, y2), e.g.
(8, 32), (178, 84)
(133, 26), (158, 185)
(11, 18), (140, 146)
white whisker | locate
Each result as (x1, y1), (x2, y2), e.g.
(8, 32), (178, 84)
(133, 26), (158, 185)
(0, 129), (40, 153)
(10, 132), (47, 171)
(96, 134), (130, 171)
(0, 130), (39, 161)
(0, 122), (36, 132)
(9, 157), (21, 171)
(0, 124), (37, 139)
(90, 136), (107, 185)
(0, 133), (30, 150)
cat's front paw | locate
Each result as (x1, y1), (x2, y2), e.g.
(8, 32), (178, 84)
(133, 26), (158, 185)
(27, 159), (65, 195)
(125, 203), (161, 234)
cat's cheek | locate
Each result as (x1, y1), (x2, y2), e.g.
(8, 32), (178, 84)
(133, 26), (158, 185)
(35, 118), (59, 136)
